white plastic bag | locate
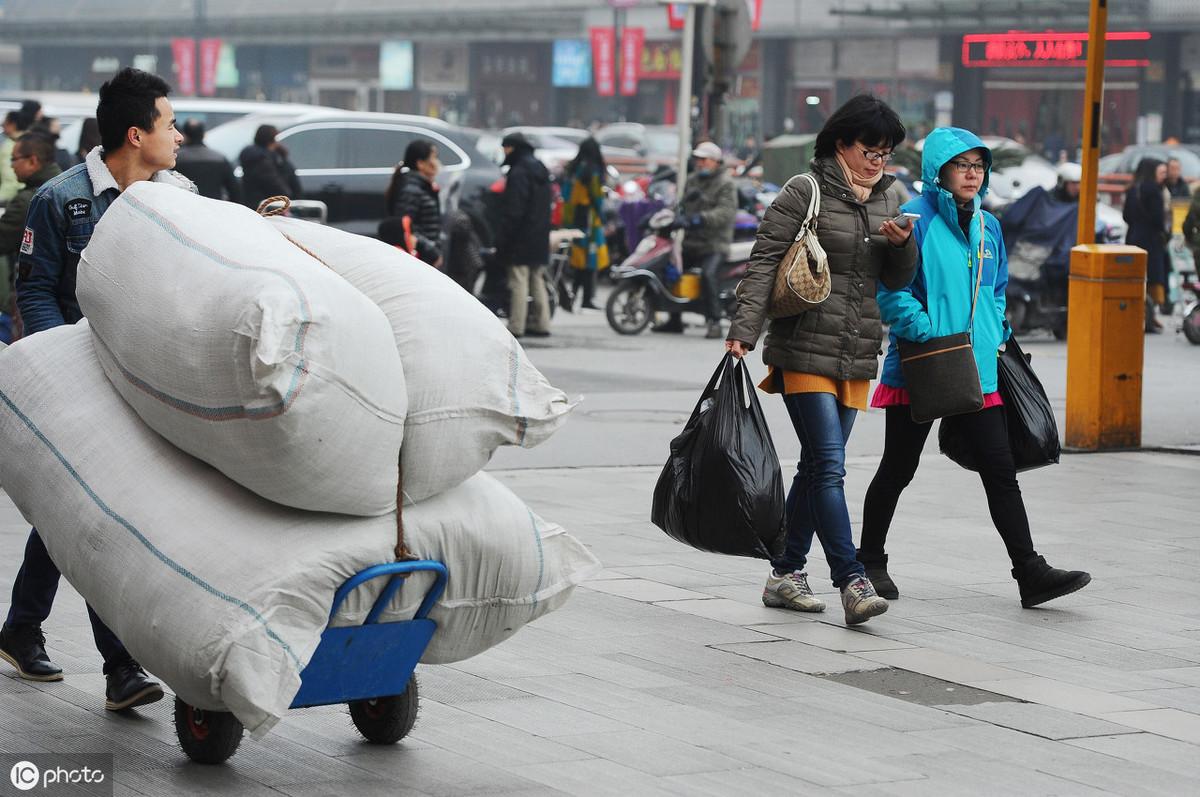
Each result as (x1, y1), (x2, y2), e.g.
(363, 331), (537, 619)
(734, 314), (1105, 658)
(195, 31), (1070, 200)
(78, 182), (407, 516)
(0, 323), (599, 736)
(267, 217), (574, 503)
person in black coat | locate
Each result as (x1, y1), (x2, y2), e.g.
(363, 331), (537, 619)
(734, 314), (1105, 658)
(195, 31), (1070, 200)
(497, 132), (552, 337)
(381, 139), (442, 265)
(239, 125), (301, 211)
(174, 119), (242, 203)
(1123, 158), (1171, 332)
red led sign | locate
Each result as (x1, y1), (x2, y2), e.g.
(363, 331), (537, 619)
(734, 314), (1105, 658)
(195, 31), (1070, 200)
(962, 31), (1151, 68)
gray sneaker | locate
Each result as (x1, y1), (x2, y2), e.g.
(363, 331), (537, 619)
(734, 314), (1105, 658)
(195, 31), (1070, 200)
(762, 570), (826, 612)
(841, 575), (888, 625)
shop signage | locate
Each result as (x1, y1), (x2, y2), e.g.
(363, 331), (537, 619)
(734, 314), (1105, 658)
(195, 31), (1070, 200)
(215, 43), (239, 90)
(198, 38), (221, 96)
(171, 38), (195, 94)
(552, 40), (591, 88)
(380, 41), (414, 90)
(640, 41), (682, 79)
(591, 27), (616, 96)
(619, 27), (644, 96)
(961, 31), (1151, 69)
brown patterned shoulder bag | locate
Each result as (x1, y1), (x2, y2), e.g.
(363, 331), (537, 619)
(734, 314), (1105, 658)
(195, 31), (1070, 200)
(767, 173), (830, 319)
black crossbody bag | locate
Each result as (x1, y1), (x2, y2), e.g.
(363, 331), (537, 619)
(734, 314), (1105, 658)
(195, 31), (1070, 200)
(897, 215), (986, 424)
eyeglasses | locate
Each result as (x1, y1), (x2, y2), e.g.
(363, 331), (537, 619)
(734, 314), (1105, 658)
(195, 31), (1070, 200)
(949, 160), (987, 175)
(858, 147), (893, 164)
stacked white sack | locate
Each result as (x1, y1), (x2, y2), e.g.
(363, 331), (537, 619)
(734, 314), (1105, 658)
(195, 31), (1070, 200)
(266, 216), (574, 503)
(0, 322), (600, 737)
(77, 182), (407, 516)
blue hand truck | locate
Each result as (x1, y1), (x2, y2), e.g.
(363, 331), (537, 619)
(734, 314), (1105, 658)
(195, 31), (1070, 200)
(174, 560), (448, 764)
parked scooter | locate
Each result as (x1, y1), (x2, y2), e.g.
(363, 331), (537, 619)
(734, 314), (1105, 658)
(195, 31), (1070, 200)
(1179, 269), (1200, 345)
(605, 208), (751, 335)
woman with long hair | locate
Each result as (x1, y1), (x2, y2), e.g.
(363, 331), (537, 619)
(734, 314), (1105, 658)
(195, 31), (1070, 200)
(561, 137), (609, 309)
(382, 139), (443, 265)
(727, 95), (918, 625)
(1123, 157), (1171, 332)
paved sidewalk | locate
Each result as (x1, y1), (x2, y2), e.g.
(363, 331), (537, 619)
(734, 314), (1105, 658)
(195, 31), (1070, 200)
(1, 446), (1198, 795)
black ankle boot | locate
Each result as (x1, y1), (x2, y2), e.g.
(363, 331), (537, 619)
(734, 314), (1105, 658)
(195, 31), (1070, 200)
(0, 623), (63, 681)
(856, 549), (898, 600)
(1012, 555), (1091, 608)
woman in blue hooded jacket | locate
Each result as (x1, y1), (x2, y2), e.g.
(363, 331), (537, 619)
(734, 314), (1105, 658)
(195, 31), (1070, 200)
(860, 127), (1091, 609)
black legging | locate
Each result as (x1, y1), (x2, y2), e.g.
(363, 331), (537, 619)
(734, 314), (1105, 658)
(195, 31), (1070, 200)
(861, 405), (1038, 568)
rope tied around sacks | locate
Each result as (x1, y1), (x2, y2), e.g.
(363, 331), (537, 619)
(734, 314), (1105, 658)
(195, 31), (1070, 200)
(256, 196), (415, 567)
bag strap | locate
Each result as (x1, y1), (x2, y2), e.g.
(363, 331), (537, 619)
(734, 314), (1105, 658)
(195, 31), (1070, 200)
(792, 173), (821, 242)
(966, 212), (985, 337)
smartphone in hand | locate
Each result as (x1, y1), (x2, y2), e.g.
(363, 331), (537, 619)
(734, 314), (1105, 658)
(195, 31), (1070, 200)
(888, 212), (921, 228)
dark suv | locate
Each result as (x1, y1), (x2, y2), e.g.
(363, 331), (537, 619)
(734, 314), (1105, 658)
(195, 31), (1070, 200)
(205, 110), (501, 236)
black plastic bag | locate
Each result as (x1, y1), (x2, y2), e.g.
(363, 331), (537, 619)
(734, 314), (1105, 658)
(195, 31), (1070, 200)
(651, 353), (786, 559)
(939, 336), (1061, 473)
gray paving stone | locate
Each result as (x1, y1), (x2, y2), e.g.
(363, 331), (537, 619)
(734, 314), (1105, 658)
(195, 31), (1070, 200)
(339, 746), (551, 796)
(855, 647), (1029, 684)
(582, 578), (714, 602)
(553, 729), (745, 777)
(410, 717), (592, 769)
(1097, 707), (1200, 744)
(513, 758), (681, 797)
(750, 621), (917, 652)
(942, 701), (1142, 740)
(450, 695), (637, 737)
(1066, 733), (1200, 781)
(661, 766), (837, 796)
(713, 640), (883, 675)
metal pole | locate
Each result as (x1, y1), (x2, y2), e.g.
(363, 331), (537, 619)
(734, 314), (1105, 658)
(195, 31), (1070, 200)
(613, 6), (622, 121)
(676, 3), (697, 202)
(1077, 0), (1108, 245)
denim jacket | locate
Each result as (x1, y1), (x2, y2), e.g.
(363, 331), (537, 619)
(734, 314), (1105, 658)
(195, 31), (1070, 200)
(16, 146), (195, 335)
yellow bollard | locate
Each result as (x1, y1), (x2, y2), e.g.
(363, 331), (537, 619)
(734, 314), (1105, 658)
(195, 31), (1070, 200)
(1065, 244), (1147, 450)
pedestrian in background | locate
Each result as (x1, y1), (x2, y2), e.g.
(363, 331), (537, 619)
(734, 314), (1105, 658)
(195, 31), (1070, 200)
(865, 126), (1091, 609)
(0, 132), (61, 342)
(174, 119), (241, 203)
(239, 124), (301, 211)
(75, 117), (102, 165)
(497, 132), (552, 338)
(29, 117), (74, 171)
(561, 137), (608, 310)
(1123, 158), (1171, 332)
(1, 111), (28, 205)
(1165, 157), (1191, 199)
(382, 139), (443, 266)
(727, 95), (917, 625)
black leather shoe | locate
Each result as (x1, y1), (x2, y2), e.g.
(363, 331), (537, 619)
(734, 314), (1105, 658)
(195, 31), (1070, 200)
(105, 659), (164, 711)
(0, 623), (63, 682)
(1012, 555), (1091, 608)
(651, 320), (685, 334)
(856, 549), (899, 600)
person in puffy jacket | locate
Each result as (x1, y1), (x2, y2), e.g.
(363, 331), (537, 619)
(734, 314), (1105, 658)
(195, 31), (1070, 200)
(863, 126), (1091, 609)
(727, 95), (917, 626)
(1123, 158), (1171, 332)
(496, 132), (552, 338)
(382, 139), (442, 265)
(239, 125), (301, 211)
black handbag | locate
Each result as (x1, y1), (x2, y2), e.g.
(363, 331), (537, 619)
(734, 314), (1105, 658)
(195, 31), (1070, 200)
(897, 215), (986, 424)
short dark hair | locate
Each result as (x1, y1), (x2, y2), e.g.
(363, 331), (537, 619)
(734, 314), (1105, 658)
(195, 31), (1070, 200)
(253, 125), (278, 147)
(814, 94), (906, 159)
(15, 132), (55, 166)
(182, 118), (205, 144)
(4, 110), (22, 129)
(96, 67), (172, 153)
(402, 139), (435, 170)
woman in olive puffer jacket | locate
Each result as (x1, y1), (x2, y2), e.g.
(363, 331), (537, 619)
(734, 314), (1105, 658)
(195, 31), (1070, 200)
(726, 95), (917, 626)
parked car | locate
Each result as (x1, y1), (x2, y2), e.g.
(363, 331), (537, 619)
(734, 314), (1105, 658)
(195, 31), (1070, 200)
(205, 110), (502, 237)
(1098, 144), (1200, 180)
(54, 98), (333, 159)
(595, 123), (681, 176)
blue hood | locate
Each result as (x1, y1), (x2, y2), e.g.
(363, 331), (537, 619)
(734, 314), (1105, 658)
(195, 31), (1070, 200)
(921, 127), (992, 202)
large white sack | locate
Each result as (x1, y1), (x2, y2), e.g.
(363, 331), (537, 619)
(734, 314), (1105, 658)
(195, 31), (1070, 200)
(0, 322), (599, 737)
(266, 216), (573, 503)
(78, 182), (407, 516)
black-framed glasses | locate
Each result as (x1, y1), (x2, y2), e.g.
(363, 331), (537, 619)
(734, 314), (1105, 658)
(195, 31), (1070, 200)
(858, 147), (893, 164)
(949, 160), (987, 175)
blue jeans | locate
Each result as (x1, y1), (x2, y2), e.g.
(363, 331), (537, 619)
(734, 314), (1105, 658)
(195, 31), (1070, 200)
(771, 391), (865, 589)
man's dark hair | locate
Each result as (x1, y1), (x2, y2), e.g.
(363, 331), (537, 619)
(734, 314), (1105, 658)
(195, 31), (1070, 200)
(96, 67), (172, 153)
(15, 132), (55, 166)
(182, 118), (205, 145)
(253, 125), (278, 148)
(814, 94), (906, 159)
(402, 138), (435, 170)
(4, 110), (22, 129)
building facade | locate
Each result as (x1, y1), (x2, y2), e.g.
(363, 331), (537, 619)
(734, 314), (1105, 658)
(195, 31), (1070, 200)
(1, 0), (1197, 152)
